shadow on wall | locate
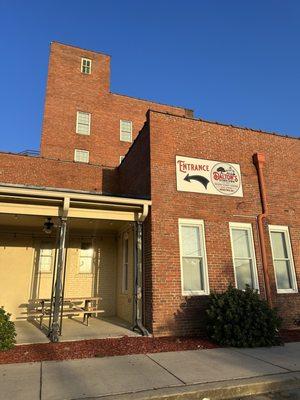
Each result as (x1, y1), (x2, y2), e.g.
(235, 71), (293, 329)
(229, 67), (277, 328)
(173, 296), (210, 336)
(152, 296), (210, 337)
(101, 168), (120, 195)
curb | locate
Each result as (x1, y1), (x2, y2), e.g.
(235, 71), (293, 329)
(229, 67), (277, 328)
(82, 372), (300, 400)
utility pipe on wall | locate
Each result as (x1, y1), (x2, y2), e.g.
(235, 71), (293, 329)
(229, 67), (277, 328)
(253, 153), (273, 307)
(133, 204), (150, 336)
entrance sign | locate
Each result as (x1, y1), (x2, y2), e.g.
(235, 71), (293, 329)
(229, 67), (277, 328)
(176, 155), (243, 197)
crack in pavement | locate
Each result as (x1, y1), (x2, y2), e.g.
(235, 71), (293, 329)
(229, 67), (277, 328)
(232, 349), (298, 373)
(146, 354), (186, 385)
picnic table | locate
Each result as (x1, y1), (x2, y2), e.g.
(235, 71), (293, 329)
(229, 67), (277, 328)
(27, 296), (104, 327)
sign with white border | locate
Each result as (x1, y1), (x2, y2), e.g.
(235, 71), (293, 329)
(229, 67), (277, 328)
(176, 155), (243, 197)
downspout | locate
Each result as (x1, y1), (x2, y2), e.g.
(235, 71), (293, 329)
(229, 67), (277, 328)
(253, 154), (273, 307)
(133, 204), (150, 336)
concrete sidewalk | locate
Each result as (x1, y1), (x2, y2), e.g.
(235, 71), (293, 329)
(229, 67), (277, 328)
(0, 342), (299, 400)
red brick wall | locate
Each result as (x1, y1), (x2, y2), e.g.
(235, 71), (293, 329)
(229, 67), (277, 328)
(146, 111), (300, 335)
(119, 122), (151, 199)
(0, 152), (119, 194)
(40, 42), (190, 166)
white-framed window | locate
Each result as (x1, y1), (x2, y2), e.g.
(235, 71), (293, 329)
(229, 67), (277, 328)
(122, 233), (129, 293)
(229, 222), (259, 290)
(81, 58), (92, 74)
(178, 219), (209, 296)
(76, 111), (91, 135)
(119, 155), (125, 164)
(120, 120), (132, 142)
(269, 225), (298, 293)
(74, 149), (89, 163)
(79, 242), (93, 273)
(39, 242), (53, 273)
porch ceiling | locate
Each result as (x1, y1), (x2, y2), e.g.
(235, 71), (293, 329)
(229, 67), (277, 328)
(0, 184), (151, 222)
(0, 213), (130, 233)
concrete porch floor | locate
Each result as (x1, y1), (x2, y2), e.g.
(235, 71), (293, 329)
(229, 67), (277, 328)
(15, 316), (139, 345)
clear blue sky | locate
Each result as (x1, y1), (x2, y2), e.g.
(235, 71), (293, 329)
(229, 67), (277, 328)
(0, 0), (299, 152)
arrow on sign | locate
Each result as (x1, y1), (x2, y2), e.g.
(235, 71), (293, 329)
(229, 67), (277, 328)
(184, 174), (210, 189)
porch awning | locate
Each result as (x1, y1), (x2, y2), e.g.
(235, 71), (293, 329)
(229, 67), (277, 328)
(0, 184), (151, 222)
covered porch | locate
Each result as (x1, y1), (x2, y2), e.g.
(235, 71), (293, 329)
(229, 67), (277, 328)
(0, 184), (150, 344)
(15, 317), (139, 345)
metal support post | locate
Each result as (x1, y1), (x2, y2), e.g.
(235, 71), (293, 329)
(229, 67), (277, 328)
(49, 217), (67, 342)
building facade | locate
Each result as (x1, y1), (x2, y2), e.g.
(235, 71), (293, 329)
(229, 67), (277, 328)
(0, 42), (299, 341)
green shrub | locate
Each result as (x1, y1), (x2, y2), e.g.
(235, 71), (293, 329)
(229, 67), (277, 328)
(206, 285), (282, 347)
(0, 307), (16, 351)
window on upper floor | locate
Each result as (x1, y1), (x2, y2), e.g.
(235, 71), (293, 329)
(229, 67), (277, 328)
(269, 225), (298, 293)
(119, 156), (125, 164)
(229, 222), (259, 291)
(81, 58), (92, 74)
(120, 120), (132, 142)
(74, 149), (89, 163)
(76, 111), (91, 135)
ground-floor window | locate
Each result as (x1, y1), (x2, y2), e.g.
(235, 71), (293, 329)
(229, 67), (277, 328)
(229, 222), (259, 290)
(178, 219), (209, 295)
(79, 242), (94, 273)
(268, 225), (298, 293)
(39, 242), (53, 273)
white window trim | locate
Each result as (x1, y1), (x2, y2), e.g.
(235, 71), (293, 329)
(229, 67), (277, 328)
(120, 120), (133, 143)
(76, 111), (91, 135)
(81, 58), (92, 74)
(74, 149), (89, 163)
(119, 156), (125, 164)
(268, 225), (298, 294)
(38, 242), (53, 274)
(229, 222), (259, 291)
(121, 232), (129, 294)
(78, 241), (94, 274)
(178, 218), (210, 296)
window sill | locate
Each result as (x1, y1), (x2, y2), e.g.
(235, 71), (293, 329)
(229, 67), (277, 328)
(277, 289), (298, 294)
(182, 291), (209, 297)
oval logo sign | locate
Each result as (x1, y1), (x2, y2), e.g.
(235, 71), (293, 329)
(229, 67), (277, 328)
(211, 163), (241, 195)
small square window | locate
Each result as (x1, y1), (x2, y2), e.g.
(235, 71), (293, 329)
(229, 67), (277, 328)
(119, 156), (125, 164)
(81, 58), (92, 74)
(74, 149), (89, 163)
(120, 120), (132, 142)
(76, 111), (91, 135)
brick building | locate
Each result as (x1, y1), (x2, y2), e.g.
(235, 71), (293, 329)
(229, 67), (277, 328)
(0, 42), (299, 342)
